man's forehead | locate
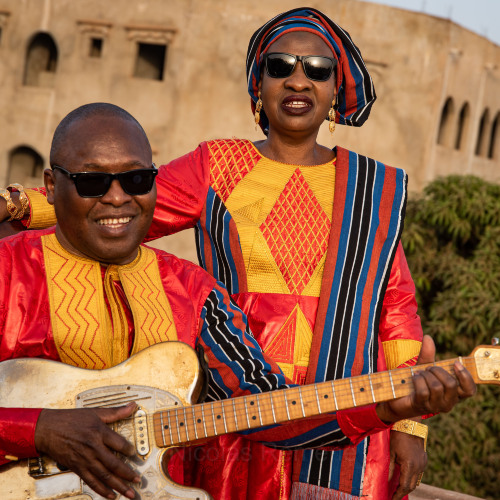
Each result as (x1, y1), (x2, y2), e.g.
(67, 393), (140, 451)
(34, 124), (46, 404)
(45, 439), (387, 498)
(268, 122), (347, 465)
(60, 116), (148, 163)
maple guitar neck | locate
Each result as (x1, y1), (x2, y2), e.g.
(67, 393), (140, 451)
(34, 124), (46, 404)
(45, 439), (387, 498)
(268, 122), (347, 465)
(153, 353), (494, 448)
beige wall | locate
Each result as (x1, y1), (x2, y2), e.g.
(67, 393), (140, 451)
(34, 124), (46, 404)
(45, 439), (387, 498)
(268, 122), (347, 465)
(0, 0), (499, 261)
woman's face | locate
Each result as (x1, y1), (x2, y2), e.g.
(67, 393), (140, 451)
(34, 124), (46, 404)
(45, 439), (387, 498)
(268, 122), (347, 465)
(259, 31), (336, 137)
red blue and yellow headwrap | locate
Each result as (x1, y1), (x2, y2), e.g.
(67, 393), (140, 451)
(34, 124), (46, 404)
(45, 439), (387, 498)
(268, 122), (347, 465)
(246, 7), (376, 133)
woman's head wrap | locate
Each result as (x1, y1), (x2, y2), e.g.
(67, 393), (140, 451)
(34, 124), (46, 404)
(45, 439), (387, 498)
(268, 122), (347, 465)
(246, 7), (376, 133)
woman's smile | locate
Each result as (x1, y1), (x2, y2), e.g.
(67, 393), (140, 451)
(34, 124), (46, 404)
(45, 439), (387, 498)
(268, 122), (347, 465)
(281, 95), (313, 115)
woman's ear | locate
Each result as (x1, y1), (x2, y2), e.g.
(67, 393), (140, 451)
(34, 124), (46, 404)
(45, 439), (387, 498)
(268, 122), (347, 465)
(44, 169), (56, 205)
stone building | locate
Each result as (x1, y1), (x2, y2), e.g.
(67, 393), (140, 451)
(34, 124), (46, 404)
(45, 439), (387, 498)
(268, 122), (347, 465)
(0, 0), (499, 263)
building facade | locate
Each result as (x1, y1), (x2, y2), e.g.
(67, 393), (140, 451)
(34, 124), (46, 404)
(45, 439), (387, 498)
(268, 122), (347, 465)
(0, 0), (499, 260)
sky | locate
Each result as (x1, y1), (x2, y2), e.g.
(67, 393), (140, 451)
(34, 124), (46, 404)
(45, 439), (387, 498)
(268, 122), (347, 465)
(363, 0), (500, 46)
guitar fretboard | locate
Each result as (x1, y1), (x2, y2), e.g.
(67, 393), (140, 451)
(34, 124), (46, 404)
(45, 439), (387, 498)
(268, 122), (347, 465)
(153, 357), (472, 447)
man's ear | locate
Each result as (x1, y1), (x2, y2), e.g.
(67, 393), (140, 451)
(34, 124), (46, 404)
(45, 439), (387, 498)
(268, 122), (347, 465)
(44, 169), (56, 205)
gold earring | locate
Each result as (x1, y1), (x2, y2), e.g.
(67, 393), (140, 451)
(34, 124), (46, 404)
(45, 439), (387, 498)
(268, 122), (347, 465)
(255, 91), (263, 129)
(328, 99), (336, 135)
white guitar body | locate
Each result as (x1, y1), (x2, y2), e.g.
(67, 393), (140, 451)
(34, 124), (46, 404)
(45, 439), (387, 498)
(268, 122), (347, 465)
(1, 341), (498, 499)
(0, 342), (211, 500)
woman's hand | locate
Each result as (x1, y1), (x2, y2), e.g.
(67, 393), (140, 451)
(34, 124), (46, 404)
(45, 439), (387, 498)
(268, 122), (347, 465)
(388, 429), (427, 499)
(376, 335), (477, 423)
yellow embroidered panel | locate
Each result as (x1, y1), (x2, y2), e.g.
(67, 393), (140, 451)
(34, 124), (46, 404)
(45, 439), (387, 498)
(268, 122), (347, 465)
(260, 169), (330, 294)
(42, 235), (177, 369)
(265, 305), (313, 385)
(42, 233), (112, 369)
(382, 339), (422, 369)
(224, 154), (335, 297)
(118, 246), (177, 355)
(208, 139), (261, 203)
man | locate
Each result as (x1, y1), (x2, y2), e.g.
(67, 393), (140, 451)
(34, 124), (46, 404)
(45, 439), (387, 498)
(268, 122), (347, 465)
(0, 103), (476, 500)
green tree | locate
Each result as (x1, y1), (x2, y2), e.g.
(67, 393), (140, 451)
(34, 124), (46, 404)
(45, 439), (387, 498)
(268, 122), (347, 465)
(402, 175), (500, 500)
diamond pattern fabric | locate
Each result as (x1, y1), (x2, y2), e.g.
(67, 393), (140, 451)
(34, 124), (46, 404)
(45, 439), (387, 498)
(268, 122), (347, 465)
(260, 169), (330, 295)
(208, 139), (261, 203)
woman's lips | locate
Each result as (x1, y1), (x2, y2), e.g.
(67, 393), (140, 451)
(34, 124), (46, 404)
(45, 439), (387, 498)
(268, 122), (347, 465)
(281, 95), (313, 115)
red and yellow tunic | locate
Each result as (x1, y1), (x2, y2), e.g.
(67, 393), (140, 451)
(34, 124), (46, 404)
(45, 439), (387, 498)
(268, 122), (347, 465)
(24, 140), (422, 500)
(0, 228), (390, 482)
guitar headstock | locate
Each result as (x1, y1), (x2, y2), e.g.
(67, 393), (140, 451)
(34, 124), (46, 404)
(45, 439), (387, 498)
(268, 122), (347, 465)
(470, 340), (500, 385)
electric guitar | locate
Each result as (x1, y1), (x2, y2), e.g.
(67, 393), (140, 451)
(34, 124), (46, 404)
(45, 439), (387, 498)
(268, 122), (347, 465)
(0, 341), (498, 500)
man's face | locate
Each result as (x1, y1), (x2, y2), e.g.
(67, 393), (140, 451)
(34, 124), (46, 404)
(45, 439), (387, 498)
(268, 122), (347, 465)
(45, 115), (156, 265)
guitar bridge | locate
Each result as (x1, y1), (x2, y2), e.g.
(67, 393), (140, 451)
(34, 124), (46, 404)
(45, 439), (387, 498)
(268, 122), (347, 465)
(28, 456), (66, 478)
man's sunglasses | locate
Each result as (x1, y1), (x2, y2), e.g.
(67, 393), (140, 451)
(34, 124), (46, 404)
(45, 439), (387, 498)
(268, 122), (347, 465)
(263, 52), (337, 82)
(52, 164), (158, 198)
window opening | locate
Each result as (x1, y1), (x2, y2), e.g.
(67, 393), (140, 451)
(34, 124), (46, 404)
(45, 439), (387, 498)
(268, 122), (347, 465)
(475, 109), (490, 157)
(134, 43), (166, 81)
(8, 146), (44, 187)
(487, 113), (499, 160)
(23, 32), (58, 86)
(89, 37), (103, 57)
(437, 97), (455, 147)
(454, 103), (470, 150)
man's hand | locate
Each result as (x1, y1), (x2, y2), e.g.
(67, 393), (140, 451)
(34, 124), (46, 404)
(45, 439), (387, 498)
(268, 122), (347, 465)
(376, 335), (477, 423)
(388, 429), (427, 500)
(35, 402), (140, 499)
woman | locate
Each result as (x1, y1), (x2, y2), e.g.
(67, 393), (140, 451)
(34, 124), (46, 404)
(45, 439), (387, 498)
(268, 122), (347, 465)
(6, 7), (428, 500)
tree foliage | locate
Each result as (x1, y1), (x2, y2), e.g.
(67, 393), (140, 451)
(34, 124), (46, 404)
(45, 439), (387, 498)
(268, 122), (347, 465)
(402, 175), (500, 500)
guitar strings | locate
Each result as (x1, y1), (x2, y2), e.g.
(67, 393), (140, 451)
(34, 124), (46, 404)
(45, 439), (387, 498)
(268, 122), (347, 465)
(109, 357), (475, 444)
(117, 357), (470, 428)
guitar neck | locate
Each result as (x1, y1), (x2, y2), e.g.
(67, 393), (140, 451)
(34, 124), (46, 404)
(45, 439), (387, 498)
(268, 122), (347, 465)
(153, 356), (477, 447)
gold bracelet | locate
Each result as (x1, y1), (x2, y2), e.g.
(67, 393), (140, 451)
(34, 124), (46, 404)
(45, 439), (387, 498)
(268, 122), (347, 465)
(392, 420), (428, 451)
(0, 188), (19, 221)
(7, 183), (29, 220)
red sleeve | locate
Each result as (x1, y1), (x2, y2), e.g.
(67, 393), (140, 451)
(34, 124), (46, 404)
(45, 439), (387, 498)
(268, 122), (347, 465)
(146, 144), (211, 241)
(0, 239), (43, 463)
(0, 408), (42, 464)
(379, 242), (423, 344)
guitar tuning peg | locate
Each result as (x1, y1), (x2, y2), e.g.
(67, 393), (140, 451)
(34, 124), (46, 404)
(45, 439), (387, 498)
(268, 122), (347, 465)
(492, 337), (499, 346)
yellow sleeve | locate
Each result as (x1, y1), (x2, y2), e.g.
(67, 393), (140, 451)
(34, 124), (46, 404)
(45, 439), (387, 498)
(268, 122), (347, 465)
(25, 189), (57, 229)
(382, 339), (421, 369)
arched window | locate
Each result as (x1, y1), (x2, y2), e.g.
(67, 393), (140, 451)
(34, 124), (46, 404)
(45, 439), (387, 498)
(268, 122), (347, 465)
(488, 112), (500, 160)
(437, 97), (455, 147)
(23, 32), (58, 86)
(8, 146), (44, 187)
(454, 102), (470, 150)
(475, 108), (490, 157)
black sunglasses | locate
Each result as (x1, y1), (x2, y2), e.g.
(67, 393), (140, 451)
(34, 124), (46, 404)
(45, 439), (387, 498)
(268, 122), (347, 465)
(263, 52), (337, 82)
(52, 164), (158, 198)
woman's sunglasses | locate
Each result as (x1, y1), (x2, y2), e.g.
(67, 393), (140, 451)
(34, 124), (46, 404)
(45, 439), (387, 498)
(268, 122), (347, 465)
(263, 52), (337, 82)
(52, 164), (158, 198)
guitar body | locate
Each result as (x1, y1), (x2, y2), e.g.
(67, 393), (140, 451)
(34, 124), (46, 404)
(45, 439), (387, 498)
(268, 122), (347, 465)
(1, 340), (498, 499)
(0, 342), (212, 500)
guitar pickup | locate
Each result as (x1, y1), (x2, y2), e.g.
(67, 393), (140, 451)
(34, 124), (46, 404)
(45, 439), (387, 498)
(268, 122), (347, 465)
(134, 408), (150, 456)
